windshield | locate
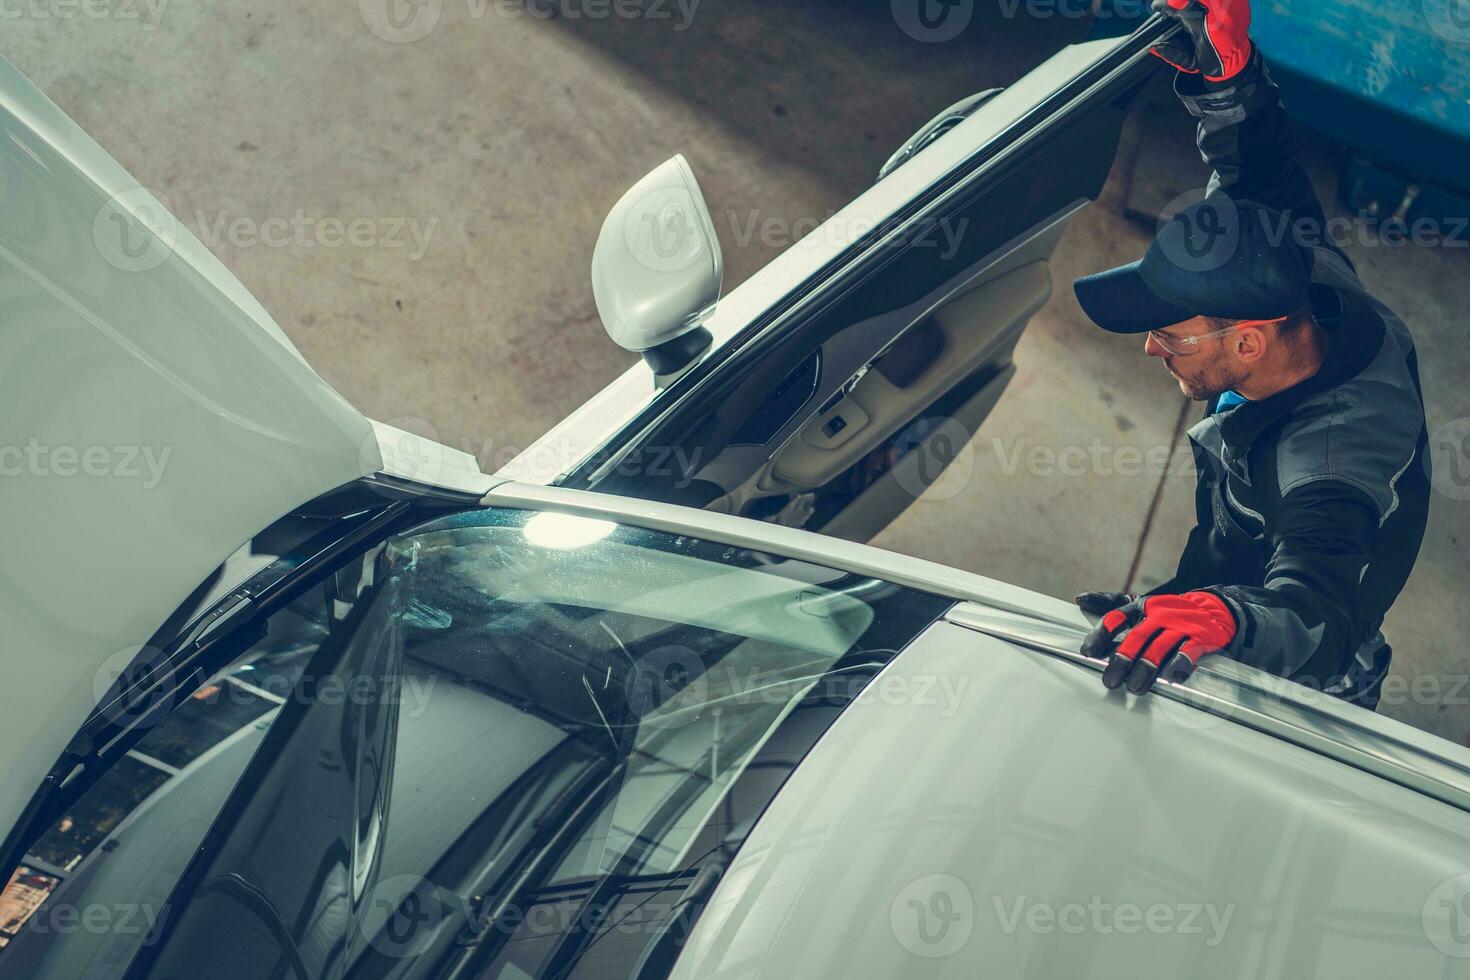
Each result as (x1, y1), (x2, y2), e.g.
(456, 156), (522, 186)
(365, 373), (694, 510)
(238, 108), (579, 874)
(0, 508), (949, 980)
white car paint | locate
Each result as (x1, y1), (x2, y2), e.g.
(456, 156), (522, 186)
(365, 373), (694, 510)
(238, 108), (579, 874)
(5, 21), (1469, 975)
(667, 620), (1470, 978)
(0, 55), (490, 839)
(0, 28), (1134, 834)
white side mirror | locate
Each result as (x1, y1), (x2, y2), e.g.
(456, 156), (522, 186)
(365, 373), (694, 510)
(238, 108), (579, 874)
(592, 155), (722, 373)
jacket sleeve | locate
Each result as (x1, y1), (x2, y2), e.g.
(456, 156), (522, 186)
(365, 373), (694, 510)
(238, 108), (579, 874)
(1208, 481), (1377, 684)
(1148, 451), (1224, 596)
(1175, 48), (1344, 264)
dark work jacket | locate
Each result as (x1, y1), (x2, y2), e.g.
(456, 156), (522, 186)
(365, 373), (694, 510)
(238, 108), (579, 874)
(1151, 51), (1431, 687)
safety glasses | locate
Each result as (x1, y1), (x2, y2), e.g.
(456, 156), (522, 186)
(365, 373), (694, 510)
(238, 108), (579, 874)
(1148, 316), (1289, 357)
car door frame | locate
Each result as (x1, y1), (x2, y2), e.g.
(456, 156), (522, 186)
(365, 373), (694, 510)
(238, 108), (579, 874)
(498, 16), (1177, 508)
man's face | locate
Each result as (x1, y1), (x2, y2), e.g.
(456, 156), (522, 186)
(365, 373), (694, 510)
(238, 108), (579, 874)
(1143, 316), (1247, 401)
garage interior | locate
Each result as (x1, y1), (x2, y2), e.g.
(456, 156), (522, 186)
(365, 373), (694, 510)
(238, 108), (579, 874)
(10, 0), (1466, 744)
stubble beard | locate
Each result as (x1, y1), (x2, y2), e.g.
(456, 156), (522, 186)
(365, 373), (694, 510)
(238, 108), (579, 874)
(1172, 352), (1243, 402)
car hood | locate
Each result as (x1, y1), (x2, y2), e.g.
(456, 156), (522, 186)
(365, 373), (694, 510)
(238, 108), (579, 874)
(0, 56), (385, 840)
(669, 620), (1470, 978)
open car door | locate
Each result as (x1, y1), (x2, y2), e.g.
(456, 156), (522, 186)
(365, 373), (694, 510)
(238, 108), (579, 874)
(509, 18), (1174, 543)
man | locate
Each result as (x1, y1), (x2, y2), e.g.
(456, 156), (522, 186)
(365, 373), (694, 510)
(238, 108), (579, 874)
(1070, 0), (1431, 709)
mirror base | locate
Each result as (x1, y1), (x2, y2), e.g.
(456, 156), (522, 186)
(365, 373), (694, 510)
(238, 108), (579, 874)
(642, 326), (713, 376)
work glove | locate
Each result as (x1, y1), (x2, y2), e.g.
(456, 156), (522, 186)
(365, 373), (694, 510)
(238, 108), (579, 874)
(1149, 0), (1253, 83)
(1074, 591), (1136, 617)
(1080, 591), (1236, 695)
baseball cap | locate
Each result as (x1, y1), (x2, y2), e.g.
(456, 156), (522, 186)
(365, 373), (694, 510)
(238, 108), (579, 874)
(1073, 196), (1315, 334)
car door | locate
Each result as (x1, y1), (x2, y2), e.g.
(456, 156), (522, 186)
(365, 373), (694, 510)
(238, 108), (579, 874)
(511, 17), (1175, 544)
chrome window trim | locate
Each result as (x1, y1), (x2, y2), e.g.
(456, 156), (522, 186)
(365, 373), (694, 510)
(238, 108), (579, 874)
(944, 602), (1470, 815)
(482, 482), (1083, 626)
(483, 481), (1470, 815)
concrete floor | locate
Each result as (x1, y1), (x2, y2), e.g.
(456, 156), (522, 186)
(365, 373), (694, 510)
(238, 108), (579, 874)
(7, 2), (1466, 744)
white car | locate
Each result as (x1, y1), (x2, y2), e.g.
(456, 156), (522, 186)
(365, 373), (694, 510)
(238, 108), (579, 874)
(2, 19), (1468, 979)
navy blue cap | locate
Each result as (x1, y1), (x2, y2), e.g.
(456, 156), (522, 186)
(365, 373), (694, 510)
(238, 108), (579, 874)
(1074, 196), (1315, 334)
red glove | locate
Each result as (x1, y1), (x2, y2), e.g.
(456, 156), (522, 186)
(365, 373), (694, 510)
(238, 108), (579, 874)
(1080, 591), (1236, 694)
(1149, 0), (1254, 83)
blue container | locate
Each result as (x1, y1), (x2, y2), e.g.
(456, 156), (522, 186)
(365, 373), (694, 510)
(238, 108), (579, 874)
(1094, 1), (1470, 198)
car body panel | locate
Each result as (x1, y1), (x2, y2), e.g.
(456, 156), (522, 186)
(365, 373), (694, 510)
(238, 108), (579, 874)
(0, 28), (1155, 853)
(947, 602), (1470, 814)
(6, 13), (1468, 973)
(0, 54), (445, 839)
(494, 34), (1143, 490)
(667, 620), (1470, 978)
(484, 483), (1470, 811)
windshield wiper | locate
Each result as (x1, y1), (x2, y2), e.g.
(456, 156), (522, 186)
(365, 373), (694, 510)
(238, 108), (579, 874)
(628, 850), (731, 980)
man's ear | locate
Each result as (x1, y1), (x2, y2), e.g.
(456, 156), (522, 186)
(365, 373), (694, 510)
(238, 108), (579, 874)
(1232, 325), (1268, 362)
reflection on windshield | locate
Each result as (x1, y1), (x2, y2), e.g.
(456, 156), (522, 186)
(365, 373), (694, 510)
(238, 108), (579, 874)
(1, 509), (950, 980)
(0, 602), (327, 974)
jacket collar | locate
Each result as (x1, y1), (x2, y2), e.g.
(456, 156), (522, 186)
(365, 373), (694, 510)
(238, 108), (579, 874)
(1188, 289), (1384, 483)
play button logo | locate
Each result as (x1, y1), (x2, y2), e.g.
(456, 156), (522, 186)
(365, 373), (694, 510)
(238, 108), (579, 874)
(360, 0), (442, 43)
(892, 0), (974, 43)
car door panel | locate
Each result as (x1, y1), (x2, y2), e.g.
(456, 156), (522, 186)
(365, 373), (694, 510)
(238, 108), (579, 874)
(590, 85), (1137, 538)
(502, 22), (1177, 549)
(767, 260), (1049, 491)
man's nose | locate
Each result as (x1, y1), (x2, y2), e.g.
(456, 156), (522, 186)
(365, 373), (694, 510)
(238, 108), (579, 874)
(1143, 332), (1168, 358)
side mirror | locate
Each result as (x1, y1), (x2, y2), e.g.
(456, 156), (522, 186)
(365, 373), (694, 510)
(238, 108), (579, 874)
(592, 155), (722, 374)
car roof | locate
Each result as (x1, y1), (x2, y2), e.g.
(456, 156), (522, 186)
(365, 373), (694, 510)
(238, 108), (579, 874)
(668, 620), (1470, 977)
